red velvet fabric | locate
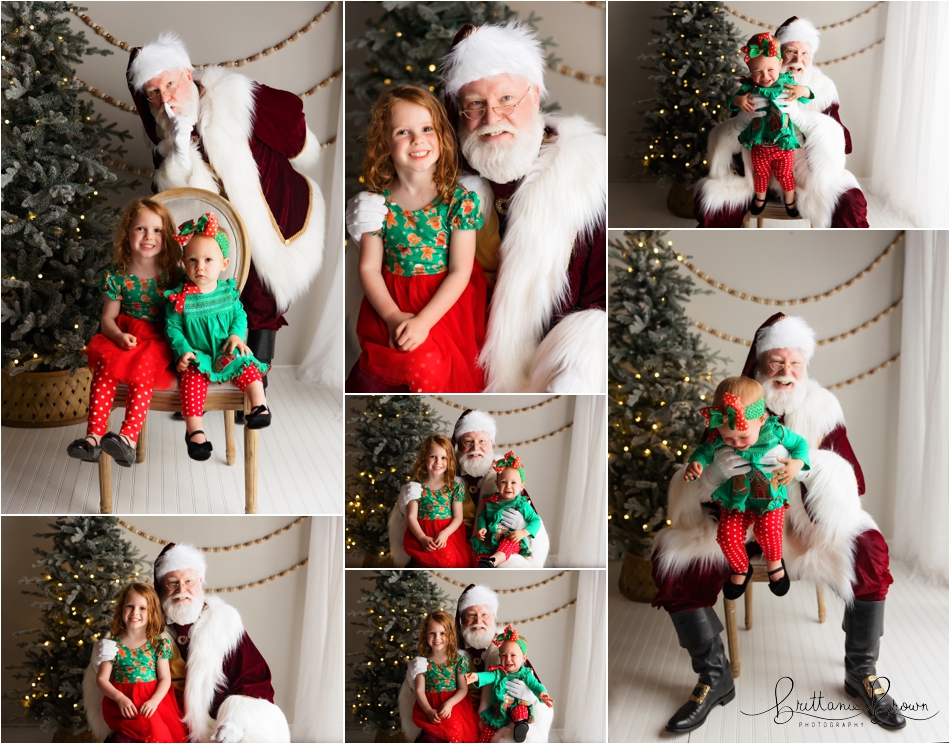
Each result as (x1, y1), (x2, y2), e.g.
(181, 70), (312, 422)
(851, 528), (893, 601)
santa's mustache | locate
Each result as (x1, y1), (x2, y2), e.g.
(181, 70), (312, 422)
(765, 375), (796, 386)
(165, 592), (192, 602)
(470, 122), (518, 138)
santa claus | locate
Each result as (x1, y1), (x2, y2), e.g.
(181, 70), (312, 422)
(84, 543), (290, 742)
(650, 313), (904, 733)
(399, 584), (554, 742)
(388, 409), (550, 567)
(347, 22), (606, 393)
(126, 32), (325, 384)
(695, 17), (869, 228)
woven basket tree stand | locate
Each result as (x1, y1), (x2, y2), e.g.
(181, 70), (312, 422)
(619, 550), (659, 603)
(1, 368), (91, 427)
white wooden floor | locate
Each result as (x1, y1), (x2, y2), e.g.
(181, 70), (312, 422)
(1, 367), (343, 514)
(608, 180), (915, 230)
(608, 559), (949, 743)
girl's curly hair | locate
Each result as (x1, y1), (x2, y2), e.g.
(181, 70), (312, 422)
(417, 609), (458, 661)
(112, 198), (181, 290)
(109, 582), (165, 649)
(412, 433), (457, 487)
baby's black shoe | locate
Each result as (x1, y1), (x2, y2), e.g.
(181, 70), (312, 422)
(185, 430), (213, 461)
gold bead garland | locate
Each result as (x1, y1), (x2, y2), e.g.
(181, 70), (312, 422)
(496, 422), (573, 449)
(118, 516), (307, 550)
(500, 599), (576, 626)
(430, 396), (562, 415)
(722, 2), (884, 31)
(300, 69), (343, 98)
(828, 353), (900, 390)
(679, 232), (902, 304)
(429, 570), (566, 592)
(815, 40), (885, 68)
(551, 63), (605, 87)
(206, 558), (309, 593)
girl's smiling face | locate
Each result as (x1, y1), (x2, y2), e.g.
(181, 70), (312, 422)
(184, 235), (229, 290)
(128, 208), (165, 261)
(427, 443), (448, 477)
(427, 620), (447, 653)
(122, 590), (149, 631)
(388, 100), (440, 175)
(747, 55), (781, 88)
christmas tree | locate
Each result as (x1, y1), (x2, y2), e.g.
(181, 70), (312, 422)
(608, 231), (725, 558)
(348, 570), (452, 733)
(6, 516), (146, 734)
(632, 1), (744, 186)
(346, 395), (448, 561)
(2, 2), (138, 375)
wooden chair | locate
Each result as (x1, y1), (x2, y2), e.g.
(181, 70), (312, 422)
(97, 188), (260, 513)
(742, 203), (811, 228)
(723, 556), (826, 678)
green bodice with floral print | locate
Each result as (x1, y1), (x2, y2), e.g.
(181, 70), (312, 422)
(424, 653), (471, 693)
(101, 268), (169, 323)
(110, 637), (172, 684)
(372, 185), (482, 277)
(417, 482), (466, 520)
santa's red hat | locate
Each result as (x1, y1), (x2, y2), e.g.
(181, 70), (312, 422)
(774, 16), (821, 55)
(127, 31), (193, 91)
(153, 542), (206, 592)
(741, 313), (817, 377)
(452, 409), (497, 446)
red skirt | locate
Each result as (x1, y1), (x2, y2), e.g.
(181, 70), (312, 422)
(412, 689), (481, 743)
(101, 679), (187, 743)
(86, 315), (176, 390)
(404, 517), (475, 568)
(356, 265), (486, 393)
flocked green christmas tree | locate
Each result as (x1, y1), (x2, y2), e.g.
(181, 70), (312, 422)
(608, 231), (725, 558)
(6, 517), (146, 734)
(632, 1), (744, 186)
(2, 2), (138, 374)
(348, 570), (452, 733)
(346, 396), (448, 560)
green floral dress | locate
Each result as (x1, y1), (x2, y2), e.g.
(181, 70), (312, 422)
(472, 494), (542, 557)
(412, 653), (481, 742)
(405, 482), (474, 567)
(110, 638), (172, 684)
(101, 269), (169, 322)
(424, 653), (472, 693)
(474, 664), (547, 728)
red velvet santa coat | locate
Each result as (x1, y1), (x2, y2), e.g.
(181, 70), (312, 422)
(694, 66), (869, 228)
(127, 59), (325, 330)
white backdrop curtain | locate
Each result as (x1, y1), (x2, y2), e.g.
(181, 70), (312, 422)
(869, 2), (949, 227)
(562, 570), (606, 741)
(293, 516), (344, 741)
(557, 396), (607, 567)
(891, 232), (948, 583)
(298, 99), (345, 394)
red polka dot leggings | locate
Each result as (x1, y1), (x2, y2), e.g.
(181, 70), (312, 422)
(86, 365), (153, 442)
(179, 365), (262, 417)
(478, 725), (497, 743)
(751, 144), (796, 193)
(717, 506), (787, 574)
(495, 536), (523, 560)
(477, 704), (530, 741)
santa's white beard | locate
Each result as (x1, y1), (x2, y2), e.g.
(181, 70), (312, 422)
(757, 372), (809, 416)
(461, 623), (496, 650)
(152, 80), (201, 141)
(459, 109), (545, 184)
(163, 590), (203, 625)
(458, 450), (495, 478)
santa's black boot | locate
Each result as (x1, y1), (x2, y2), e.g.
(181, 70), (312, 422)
(664, 607), (736, 733)
(235, 329), (275, 424)
(843, 599), (906, 729)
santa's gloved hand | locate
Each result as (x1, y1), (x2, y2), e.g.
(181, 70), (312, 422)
(757, 445), (790, 473)
(746, 94), (770, 116)
(211, 720), (243, 743)
(699, 448), (750, 498)
(165, 103), (196, 157)
(91, 637), (118, 666)
(406, 656), (428, 683)
(505, 678), (538, 706)
(345, 191), (387, 243)
(499, 508), (527, 532)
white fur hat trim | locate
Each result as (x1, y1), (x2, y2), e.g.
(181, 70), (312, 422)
(454, 410), (497, 442)
(775, 18), (820, 55)
(154, 543), (206, 582)
(441, 22), (547, 101)
(754, 315), (816, 361)
(458, 584), (499, 616)
(128, 31), (194, 91)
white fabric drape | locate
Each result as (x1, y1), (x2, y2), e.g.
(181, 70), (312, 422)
(891, 232), (949, 583)
(562, 571), (606, 742)
(298, 99), (345, 393)
(869, 2), (949, 227)
(293, 517), (344, 742)
(557, 395), (607, 567)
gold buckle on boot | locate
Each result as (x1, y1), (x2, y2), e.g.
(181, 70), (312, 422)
(689, 684), (711, 704)
(863, 675), (885, 699)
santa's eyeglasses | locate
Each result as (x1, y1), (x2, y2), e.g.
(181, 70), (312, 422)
(765, 360), (804, 372)
(460, 87), (531, 121)
(163, 578), (199, 590)
(144, 71), (186, 104)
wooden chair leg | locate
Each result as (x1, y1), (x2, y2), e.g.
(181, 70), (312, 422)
(816, 585), (826, 623)
(724, 598), (740, 678)
(745, 581), (754, 630)
(244, 426), (258, 514)
(224, 410), (236, 466)
(756, 216), (764, 228)
(99, 455), (113, 514)
(136, 413), (147, 464)
(742, 212), (751, 228)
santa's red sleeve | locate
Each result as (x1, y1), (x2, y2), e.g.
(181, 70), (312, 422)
(817, 422), (866, 495)
(822, 102), (853, 155)
(251, 84), (308, 159)
(556, 219), (606, 321)
(210, 631), (276, 718)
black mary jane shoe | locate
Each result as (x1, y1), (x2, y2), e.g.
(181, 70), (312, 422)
(100, 432), (136, 468)
(67, 437), (101, 463)
(749, 194), (768, 215)
(512, 722), (529, 742)
(784, 198), (800, 218)
(245, 404), (272, 430)
(767, 557), (791, 596)
(477, 556), (497, 568)
(185, 430), (213, 462)
(722, 563), (754, 601)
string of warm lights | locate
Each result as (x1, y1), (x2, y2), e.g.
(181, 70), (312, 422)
(722, 2), (884, 31)
(429, 571), (566, 592)
(500, 599), (576, 625)
(429, 396), (562, 414)
(118, 517), (307, 550)
(677, 232), (903, 304)
(828, 353), (900, 390)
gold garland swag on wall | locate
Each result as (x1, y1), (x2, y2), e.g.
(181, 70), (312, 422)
(430, 570), (566, 593)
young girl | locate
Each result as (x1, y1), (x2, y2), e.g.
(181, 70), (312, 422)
(404, 434), (474, 567)
(96, 582), (187, 743)
(730, 32), (813, 217)
(684, 377), (810, 599)
(67, 198), (180, 467)
(354, 85), (487, 393)
(411, 609), (481, 743)
(164, 213), (271, 460)
(472, 452), (542, 568)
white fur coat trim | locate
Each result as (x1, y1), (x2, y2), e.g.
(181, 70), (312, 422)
(527, 308), (606, 392)
(800, 68), (840, 114)
(780, 379), (846, 448)
(479, 114), (605, 392)
(216, 694), (290, 743)
(158, 66), (325, 311)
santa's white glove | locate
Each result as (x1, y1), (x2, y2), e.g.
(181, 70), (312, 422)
(165, 103), (196, 158)
(406, 656), (428, 683)
(210, 720), (243, 743)
(699, 448), (750, 498)
(505, 678), (538, 706)
(499, 508), (527, 532)
(91, 637), (117, 666)
(745, 94), (770, 117)
(345, 191), (387, 243)
(756, 444), (790, 473)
